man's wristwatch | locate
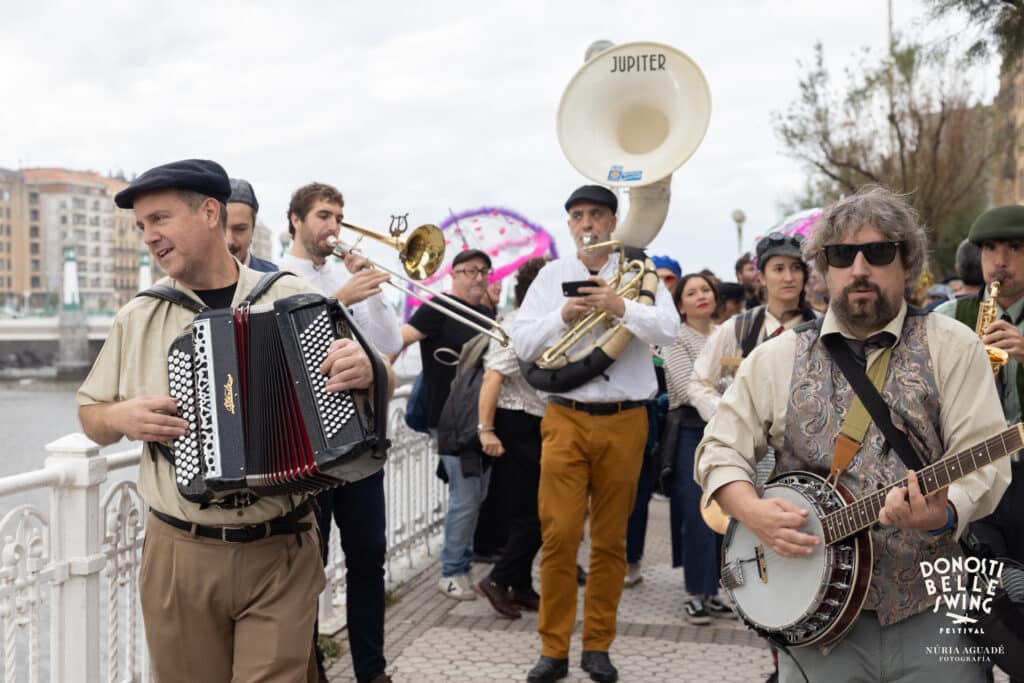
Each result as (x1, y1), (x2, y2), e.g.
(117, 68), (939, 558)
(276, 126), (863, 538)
(477, 424), (495, 434)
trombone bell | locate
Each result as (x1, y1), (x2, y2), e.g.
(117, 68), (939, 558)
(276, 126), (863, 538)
(339, 221), (445, 281)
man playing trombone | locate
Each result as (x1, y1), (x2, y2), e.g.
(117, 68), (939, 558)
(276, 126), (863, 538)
(280, 181), (400, 683)
(512, 185), (677, 683)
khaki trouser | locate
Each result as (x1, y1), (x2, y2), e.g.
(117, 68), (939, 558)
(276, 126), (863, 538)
(140, 511), (326, 683)
(537, 402), (648, 658)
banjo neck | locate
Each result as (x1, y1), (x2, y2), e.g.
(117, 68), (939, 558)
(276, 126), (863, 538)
(821, 424), (1023, 546)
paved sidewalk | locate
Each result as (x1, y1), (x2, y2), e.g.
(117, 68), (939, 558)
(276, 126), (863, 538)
(326, 496), (775, 682)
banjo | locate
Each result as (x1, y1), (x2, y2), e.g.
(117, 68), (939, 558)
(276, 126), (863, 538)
(720, 423), (1022, 649)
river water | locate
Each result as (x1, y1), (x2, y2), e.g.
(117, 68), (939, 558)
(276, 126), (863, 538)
(0, 379), (137, 515)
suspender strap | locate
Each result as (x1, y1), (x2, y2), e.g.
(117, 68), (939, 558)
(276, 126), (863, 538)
(739, 307), (767, 358)
(135, 285), (207, 313)
(821, 334), (925, 471)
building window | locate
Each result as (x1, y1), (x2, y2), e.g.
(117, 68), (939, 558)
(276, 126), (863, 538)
(31, 259), (40, 272)
(60, 215), (67, 225)
(29, 209), (39, 221)
(29, 192), (39, 204)
(30, 243), (39, 255)
(29, 225), (39, 238)
(30, 276), (40, 288)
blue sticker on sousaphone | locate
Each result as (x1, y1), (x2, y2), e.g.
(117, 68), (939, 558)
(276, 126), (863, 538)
(607, 165), (643, 182)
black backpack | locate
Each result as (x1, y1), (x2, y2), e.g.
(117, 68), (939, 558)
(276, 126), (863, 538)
(435, 333), (491, 456)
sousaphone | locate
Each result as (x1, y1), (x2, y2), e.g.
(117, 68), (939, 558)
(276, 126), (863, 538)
(522, 41), (711, 393)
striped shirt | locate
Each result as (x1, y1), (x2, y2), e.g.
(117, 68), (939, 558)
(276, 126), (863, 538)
(661, 322), (716, 410)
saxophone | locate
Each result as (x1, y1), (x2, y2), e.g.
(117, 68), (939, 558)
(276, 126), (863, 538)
(977, 280), (1010, 375)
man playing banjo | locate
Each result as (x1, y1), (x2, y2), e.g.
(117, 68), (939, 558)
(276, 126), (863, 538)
(696, 186), (1010, 682)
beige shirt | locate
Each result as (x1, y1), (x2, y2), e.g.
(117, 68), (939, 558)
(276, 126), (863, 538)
(78, 263), (322, 525)
(695, 303), (1011, 539)
(689, 308), (803, 422)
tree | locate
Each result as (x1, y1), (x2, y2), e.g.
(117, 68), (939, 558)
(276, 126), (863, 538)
(925, 0), (1024, 66)
(774, 41), (997, 276)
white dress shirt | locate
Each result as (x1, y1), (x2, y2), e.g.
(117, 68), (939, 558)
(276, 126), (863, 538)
(278, 253), (403, 355)
(511, 252), (678, 402)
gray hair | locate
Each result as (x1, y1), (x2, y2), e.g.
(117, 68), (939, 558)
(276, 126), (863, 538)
(803, 185), (929, 284)
(177, 190), (228, 231)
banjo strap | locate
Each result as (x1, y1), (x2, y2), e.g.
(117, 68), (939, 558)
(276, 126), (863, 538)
(827, 340), (895, 483)
(822, 334), (924, 472)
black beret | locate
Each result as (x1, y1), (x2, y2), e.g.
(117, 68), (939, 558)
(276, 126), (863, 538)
(452, 248), (492, 269)
(564, 185), (618, 214)
(967, 205), (1024, 245)
(114, 159), (231, 209)
(228, 178), (259, 213)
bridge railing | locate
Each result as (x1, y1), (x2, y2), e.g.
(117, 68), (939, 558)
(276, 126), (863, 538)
(0, 387), (444, 683)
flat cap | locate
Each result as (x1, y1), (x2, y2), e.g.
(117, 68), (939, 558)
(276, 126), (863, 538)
(114, 159), (231, 209)
(718, 282), (745, 302)
(755, 232), (805, 271)
(967, 205), (1024, 245)
(228, 178), (259, 213)
(564, 185), (618, 214)
(452, 248), (492, 269)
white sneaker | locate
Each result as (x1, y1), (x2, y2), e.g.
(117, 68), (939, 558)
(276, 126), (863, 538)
(623, 561), (643, 587)
(438, 574), (477, 601)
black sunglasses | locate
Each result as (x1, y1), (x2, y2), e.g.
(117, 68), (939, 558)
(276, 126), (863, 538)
(823, 241), (903, 268)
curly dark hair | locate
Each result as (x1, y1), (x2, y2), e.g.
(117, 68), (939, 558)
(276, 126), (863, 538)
(672, 272), (719, 322)
(287, 182), (345, 238)
(514, 257), (548, 308)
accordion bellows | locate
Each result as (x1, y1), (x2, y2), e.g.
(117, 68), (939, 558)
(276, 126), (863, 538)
(167, 293), (388, 504)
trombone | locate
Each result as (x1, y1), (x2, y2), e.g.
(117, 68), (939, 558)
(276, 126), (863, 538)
(326, 217), (509, 347)
(536, 237), (646, 367)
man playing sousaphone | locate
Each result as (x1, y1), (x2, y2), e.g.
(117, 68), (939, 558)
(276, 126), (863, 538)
(512, 185), (677, 683)
(696, 186), (1010, 682)
(936, 204), (1024, 591)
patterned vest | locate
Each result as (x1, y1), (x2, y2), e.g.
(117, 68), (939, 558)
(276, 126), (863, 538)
(777, 314), (962, 625)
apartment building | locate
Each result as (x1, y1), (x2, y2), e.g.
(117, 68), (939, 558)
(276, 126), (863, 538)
(0, 170), (43, 309)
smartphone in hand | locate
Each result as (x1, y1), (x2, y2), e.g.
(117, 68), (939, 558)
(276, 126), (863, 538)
(562, 280), (595, 297)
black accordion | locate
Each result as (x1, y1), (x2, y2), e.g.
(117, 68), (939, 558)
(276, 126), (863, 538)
(165, 293), (388, 504)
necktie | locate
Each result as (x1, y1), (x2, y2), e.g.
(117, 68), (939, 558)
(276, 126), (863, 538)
(770, 325), (785, 338)
(844, 332), (896, 368)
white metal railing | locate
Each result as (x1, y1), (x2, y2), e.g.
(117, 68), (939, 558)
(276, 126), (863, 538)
(0, 389), (445, 682)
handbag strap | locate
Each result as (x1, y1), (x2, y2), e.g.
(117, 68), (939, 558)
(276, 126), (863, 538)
(822, 333), (926, 471)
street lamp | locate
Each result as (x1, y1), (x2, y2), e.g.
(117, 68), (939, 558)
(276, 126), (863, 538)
(731, 209), (746, 256)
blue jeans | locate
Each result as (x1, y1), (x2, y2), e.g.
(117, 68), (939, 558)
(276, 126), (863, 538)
(439, 453), (491, 577)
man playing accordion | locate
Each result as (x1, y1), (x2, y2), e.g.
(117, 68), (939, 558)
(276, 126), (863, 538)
(78, 159), (390, 683)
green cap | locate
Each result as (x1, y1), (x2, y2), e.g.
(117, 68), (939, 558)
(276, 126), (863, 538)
(967, 205), (1024, 245)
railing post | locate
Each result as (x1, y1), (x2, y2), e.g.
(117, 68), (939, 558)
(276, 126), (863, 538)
(45, 433), (107, 683)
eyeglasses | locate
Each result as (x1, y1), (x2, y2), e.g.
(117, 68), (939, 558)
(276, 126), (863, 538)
(453, 267), (491, 278)
(823, 241), (903, 268)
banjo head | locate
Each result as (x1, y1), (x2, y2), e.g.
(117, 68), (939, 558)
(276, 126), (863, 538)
(722, 479), (829, 631)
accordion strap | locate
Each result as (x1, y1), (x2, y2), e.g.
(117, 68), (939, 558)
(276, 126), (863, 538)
(136, 285), (207, 313)
(238, 271), (294, 307)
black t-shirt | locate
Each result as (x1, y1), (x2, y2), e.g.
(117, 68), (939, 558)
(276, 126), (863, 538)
(408, 295), (495, 429)
(194, 283), (237, 310)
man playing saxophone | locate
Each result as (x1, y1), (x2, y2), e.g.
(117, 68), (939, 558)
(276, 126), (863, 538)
(936, 204), (1024, 594)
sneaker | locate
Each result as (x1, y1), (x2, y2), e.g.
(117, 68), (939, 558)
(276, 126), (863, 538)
(623, 561), (643, 588)
(438, 573), (477, 600)
(684, 597), (711, 625)
(705, 594), (737, 619)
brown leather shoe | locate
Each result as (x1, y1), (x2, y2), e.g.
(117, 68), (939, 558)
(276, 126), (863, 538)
(476, 577), (522, 619)
(510, 586), (540, 611)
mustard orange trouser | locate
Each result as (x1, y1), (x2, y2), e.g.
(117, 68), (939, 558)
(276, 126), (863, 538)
(537, 402), (648, 658)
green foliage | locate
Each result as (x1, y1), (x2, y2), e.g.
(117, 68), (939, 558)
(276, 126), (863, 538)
(774, 38), (996, 276)
(925, 0), (1024, 66)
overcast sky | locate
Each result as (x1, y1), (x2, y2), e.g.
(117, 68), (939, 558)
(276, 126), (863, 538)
(0, 0), (999, 281)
